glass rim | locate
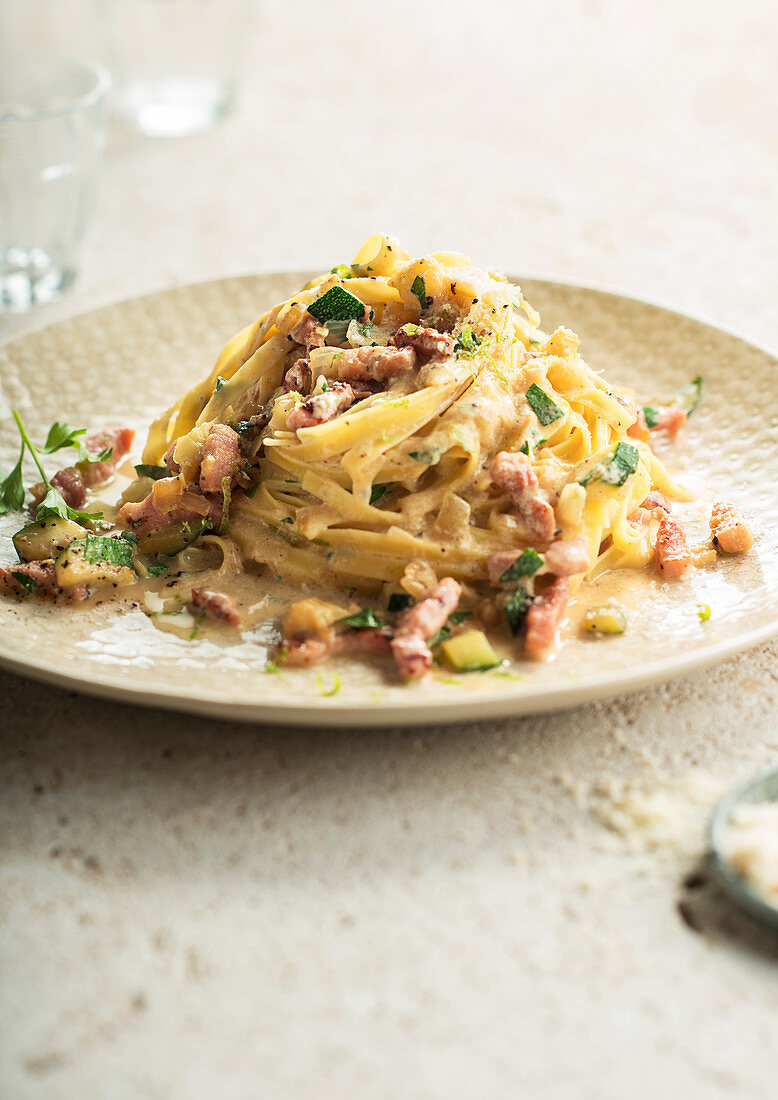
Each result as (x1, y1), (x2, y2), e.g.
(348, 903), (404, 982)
(0, 51), (112, 123)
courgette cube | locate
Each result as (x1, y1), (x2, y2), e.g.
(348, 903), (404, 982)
(582, 604), (627, 635)
(55, 541), (136, 588)
(137, 517), (212, 556)
(441, 629), (501, 671)
(13, 517), (87, 562)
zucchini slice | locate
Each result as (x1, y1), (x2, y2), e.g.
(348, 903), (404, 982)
(55, 537), (136, 588)
(13, 517), (87, 562)
(136, 517), (212, 556)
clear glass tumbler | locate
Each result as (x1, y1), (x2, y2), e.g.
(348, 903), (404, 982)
(99, 0), (253, 139)
(0, 53), (111, 314)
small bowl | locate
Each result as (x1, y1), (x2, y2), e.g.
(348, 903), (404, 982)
(709, 766), (778, 930)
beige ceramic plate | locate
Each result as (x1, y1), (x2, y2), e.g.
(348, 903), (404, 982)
(1, 274), (777, 726)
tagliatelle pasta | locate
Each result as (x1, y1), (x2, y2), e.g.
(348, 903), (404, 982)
(1, 236), (754, 680)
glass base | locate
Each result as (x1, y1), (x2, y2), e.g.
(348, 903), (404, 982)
(0, 249), (76, 313)
(114, 79), (233, 138)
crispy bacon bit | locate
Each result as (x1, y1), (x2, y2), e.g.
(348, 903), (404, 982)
(0, 561), (88, 602)
(281, 624), (392, 668)
(642, 491), (671, 512)
(391, 325), (454, 364)
(163, 441), (181, 475)
(334, 345), (417, 383)
(710, 501), (754, 554)
(490, 451), (556, 543)
(390, 577), (461, 680)
(655, 513), (691, 577)
(190, 587), (241, 626)
(525, 576), (570, 660)
(291, 315), (327, 352)
(283, 358), (312, 394)
(199, 424), (241, 493)
(287, 382), (355, 431)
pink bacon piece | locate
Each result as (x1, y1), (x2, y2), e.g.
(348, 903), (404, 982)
(287, 382), (355, 431)
(655, 513), (691, 577)
(190, 587), (241, 626)
(524, 576), (570, 660)
(486, 536), (589, 586)
(490, 451), (556, 543)
(391, 325), (454, 364)
(390, 577), (462, 680)
(0, 560), (88, 602)
(199, 424), (241, 493)
(628, 406), (687, 441)
(291, 315), (327, 352)
(710, 501), (754, 554)
(46, 426), (135, 508)
(334, 345), (417, 384)
(118, 477), (223, 536)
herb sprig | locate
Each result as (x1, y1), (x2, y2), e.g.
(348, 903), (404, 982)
(0, 411), (103, 524)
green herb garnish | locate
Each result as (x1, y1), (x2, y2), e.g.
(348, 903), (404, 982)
(453, 325), (482, 358)
(387, 592), (414, 613)
(411, 275), (428, 310)
(330, 264), (351, 279)
(148, 562), (168, 577)
(307, 285), (365, 324)
(409, 446), (442, 465)
(642, 406), (660, 429)
(81, 534), (136, 569)
(0, 411), (104, 524)
(697, 603), (711, 623)
(42, 422), (112, 464)
(580, 442), (640, 489)
(134, 463), (170, 480)
(449, 611), (472, 624)
(428, 626), (451, 649)
(338, 608), (383, 630)
(9, 570), (37, 596)
(370, 484), (387, 505)
(525, 384), (564, 427)
(499, 548), (544, 583)
(519, 440), (530, 456)
(677, 375), (702, 416)
(504, 586), (532, 635)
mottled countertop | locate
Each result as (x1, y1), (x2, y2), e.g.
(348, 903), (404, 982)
(2, 2), (778, 1097)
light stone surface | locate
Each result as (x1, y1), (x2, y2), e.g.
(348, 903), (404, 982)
(1, 2), (778, 1098)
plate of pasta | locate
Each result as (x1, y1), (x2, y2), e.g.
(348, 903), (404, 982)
(0, 235), (776, 726)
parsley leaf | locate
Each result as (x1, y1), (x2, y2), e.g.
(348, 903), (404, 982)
(411, 275), (428, 310)
(36, 486), (103, 526)
(81, 534), (135, 569)
(42, 422), (111, 464)
(215, 375), (226, 391)
(499, 548), (544, 583)
(370, 484), (387, 505)
(0, 450), (25, 515)
(338, 608), (383, 629)
(148, 562), (169, 577)
(525, 384), (564, 426)
(10, 570), (37, 596)
(642, 405), (660, 429)
(387, 592), (414, 613)
(449, 611), (472, 625)
(504, 586), (532, 635)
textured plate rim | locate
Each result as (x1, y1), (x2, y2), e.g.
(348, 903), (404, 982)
(1, 273), (777, 727)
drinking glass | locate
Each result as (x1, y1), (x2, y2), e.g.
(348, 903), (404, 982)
(99, 0), (253, 138)
(0, 52), (111, 313)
